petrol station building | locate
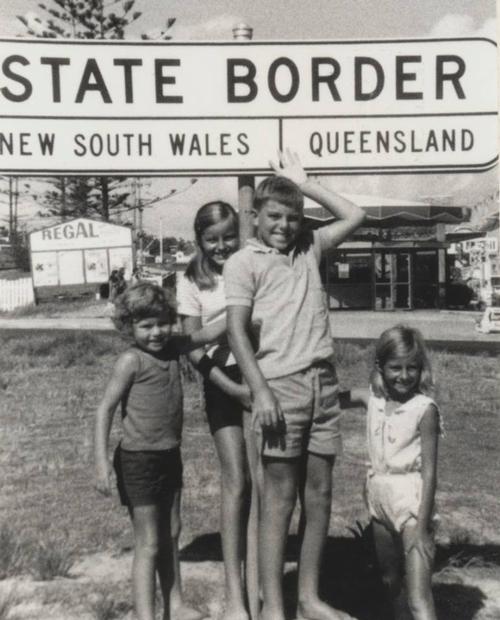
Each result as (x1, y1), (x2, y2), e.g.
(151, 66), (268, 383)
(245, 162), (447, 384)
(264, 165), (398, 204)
(304, 194), (470, 310)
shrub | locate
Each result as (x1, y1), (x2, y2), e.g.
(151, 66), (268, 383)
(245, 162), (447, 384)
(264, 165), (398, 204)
(29, 539), (75, 581)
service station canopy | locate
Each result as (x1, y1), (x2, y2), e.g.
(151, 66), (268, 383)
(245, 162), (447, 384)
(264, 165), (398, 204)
(0, 37), (497, 176)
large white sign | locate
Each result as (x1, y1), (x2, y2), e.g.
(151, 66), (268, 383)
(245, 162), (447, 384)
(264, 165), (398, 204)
(0, 37), (497, 174)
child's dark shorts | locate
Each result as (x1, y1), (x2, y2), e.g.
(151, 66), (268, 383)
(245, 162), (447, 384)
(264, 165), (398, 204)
(203, 364), (244, 435)
(113, 444), (183, 507)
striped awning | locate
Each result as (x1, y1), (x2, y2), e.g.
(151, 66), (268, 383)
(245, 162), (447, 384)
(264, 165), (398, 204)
(305, 193), (470, 227)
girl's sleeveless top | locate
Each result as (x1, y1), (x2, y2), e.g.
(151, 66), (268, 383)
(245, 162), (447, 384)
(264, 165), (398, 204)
(120, 347), (183, 451)
(367, 391), (442, 476)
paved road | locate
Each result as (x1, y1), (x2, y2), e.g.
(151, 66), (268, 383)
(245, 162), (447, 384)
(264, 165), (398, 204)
(1, 309), (499, 354)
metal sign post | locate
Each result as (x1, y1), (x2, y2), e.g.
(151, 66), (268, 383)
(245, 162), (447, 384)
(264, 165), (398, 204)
(233, 23), (255, 244)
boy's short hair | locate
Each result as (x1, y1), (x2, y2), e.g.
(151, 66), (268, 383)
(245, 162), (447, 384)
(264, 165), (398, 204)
(113, 281), (177, 334)
(254, 176), (304, 212)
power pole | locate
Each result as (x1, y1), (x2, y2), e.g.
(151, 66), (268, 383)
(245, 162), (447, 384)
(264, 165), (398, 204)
(233, 23), (255, 245)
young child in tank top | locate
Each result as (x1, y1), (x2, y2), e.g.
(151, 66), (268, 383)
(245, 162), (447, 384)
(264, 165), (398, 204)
(94, 282), (224, 620)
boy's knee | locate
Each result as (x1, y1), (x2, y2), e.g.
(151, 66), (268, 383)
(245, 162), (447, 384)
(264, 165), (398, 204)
(137, 536), (161, 559)
(381, 572), (402, 596)
(407, 593), (430, 618)
(221, 468), (248, 497)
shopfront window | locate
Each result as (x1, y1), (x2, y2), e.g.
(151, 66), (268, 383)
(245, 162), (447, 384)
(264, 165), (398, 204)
(326, 252), (372, 309)
(413, 250), (438, 308)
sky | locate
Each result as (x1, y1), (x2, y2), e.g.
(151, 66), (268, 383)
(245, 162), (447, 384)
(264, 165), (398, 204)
(0, 0), (497, 239)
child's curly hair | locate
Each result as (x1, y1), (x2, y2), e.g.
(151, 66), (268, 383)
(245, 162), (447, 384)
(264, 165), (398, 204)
(370, 324), (434, 398)
(112, 281), (177, 335)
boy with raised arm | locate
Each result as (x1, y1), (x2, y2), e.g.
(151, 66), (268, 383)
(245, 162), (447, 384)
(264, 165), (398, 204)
(224, 150), (365, 620)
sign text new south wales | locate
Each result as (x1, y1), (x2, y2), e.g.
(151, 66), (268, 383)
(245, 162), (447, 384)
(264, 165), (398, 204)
(0, 37), (497, 175)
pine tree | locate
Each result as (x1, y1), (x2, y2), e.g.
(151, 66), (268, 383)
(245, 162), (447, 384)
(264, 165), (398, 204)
(17, 1), (176, 221)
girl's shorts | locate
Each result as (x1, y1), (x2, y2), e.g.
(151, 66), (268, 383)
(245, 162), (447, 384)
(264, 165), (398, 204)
(113, 444), (183, 507)
(203, 364), (244, 435)
(366, 471), (439, 534)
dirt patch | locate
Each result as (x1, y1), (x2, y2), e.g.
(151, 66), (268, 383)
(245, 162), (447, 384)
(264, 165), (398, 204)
(2, 551), (500, 619)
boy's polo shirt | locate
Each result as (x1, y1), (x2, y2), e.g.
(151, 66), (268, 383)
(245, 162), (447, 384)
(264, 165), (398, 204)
(224, 231), (334, 379)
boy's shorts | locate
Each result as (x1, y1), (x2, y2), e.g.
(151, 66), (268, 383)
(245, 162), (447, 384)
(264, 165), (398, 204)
(113, 444), (183, 507)
(203, 364), (244, 435)
(366, 471), (439, 536)
(253, 360), (342, 459)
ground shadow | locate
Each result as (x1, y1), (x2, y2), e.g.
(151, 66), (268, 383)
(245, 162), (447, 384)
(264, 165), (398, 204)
(181, 529), (497, 619)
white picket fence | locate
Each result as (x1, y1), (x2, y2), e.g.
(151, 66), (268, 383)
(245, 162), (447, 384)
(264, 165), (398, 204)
(0, 278), (35, 312)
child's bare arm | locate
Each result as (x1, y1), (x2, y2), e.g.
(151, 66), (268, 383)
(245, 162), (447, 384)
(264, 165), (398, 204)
(181, 315), (251, 408)
(173, 318), (226, 352)
(409, 404), (439, 560)
(94, 351), (137, 496)
(270, 149), (366, 252)
(338, 388), (369, 409)
(227, 304), (284, 429)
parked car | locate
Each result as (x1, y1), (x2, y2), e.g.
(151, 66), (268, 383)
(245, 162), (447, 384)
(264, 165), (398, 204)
(445, 282), (474, 309)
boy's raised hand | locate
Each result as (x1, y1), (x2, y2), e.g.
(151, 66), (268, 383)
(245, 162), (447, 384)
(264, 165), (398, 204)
(269, 148), (308, 186)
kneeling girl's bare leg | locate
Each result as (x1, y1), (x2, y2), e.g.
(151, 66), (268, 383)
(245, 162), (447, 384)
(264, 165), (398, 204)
(402, 523), (437, 620)
(372, 519), (411, 620)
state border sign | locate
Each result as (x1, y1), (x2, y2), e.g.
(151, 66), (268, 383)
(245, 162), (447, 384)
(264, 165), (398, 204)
(0, 37), (497, 175)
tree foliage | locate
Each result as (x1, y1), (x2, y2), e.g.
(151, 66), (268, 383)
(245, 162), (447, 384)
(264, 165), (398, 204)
(17, 1), (176, 221)
(17, 0), (175, 40)
(35, 176), (130, 220)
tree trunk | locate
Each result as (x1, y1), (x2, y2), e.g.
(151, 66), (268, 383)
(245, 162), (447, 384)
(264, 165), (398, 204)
(100, 176), (109, 220)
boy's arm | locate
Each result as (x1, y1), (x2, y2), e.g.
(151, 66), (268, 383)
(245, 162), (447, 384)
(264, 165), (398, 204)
(227, 304), (284, 429)
(408, 404), (439, 560)
(270, 149), (366, 252)
(338, 388), (369, 410)
(302, 180), (366, 252)
(181, 315), (250, 408)
(94, 351), (136, 496)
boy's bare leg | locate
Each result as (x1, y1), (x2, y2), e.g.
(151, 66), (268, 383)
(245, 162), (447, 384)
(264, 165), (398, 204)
(297, 454), (353, 620)
(213, 425), (250, 620)
(259, 457), (299, 620)
(166, 490), (207, 620)
(132, 504), (161, 620)
(244, 418), (263, 620)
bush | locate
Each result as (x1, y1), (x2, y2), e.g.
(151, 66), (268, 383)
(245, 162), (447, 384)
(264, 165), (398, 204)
(29, 539), (75, 581)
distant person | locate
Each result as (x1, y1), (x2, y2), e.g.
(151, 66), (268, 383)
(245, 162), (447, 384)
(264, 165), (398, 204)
(108, 269), (120, 302)
(94, 282), (225, 620)
(225, 150), (365, 620)
(177, 201), (258, 620)
(340, 325), (442, 620)
(116, 267), (127, 295)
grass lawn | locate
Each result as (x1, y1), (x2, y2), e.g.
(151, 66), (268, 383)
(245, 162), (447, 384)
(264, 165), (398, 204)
(0, 332), (499, 619)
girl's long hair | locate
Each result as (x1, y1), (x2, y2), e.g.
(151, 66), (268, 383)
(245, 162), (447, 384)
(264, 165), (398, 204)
(370, 324), (434, 398)
(184, 201), (238, 290)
